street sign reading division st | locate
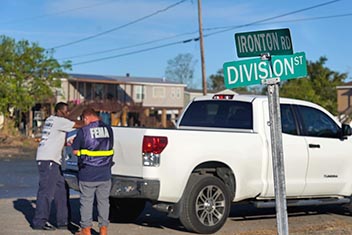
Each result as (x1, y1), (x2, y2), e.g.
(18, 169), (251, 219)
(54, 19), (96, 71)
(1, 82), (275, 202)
(223, 52), (307, 89)
(235, 28), (293, 58)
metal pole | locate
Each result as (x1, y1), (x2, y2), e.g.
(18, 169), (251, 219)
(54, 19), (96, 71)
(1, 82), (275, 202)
(265, 77), (289, 235)
(197, 0), (207, 95)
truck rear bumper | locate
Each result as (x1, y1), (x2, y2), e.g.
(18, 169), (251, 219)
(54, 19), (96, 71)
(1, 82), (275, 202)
(63, 170), (160, 201)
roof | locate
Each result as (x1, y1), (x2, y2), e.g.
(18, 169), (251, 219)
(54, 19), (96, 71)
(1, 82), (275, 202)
(337, 81), (352, 89)
(67, 73), (186, 86)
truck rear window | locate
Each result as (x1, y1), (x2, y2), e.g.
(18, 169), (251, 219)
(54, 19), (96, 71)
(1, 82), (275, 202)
(179, 100), (253, 129)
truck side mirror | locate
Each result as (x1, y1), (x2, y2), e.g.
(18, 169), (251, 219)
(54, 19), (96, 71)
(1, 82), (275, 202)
(341, 123), (352, 138)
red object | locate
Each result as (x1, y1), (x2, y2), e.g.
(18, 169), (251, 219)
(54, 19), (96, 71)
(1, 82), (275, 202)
(212, 94), (234, 100)
(142, 136), (168, 154)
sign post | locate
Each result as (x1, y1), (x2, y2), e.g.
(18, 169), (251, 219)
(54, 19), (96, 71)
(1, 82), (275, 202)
(263, 75), (289, 235)
(260, 52), (290, 235)
(224, 28), (307, 235)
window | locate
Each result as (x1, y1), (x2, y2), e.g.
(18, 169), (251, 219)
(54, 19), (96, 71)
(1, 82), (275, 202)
(170, 88), (182, 99)
(280, 104), (298, 135)
(298, 105), (340, 138)
(135, 86), (145, 101)
(179, 100), (253, 129)
(153, 87), (165, 98)
(55, 88), (64, 97)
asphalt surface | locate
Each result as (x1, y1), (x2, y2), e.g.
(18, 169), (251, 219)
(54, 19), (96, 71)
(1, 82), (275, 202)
(0, 157), (38, 199)
(1, 155), (352, 235)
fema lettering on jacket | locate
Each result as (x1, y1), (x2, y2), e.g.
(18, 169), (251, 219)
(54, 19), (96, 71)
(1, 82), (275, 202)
(90, 127), (110, 138)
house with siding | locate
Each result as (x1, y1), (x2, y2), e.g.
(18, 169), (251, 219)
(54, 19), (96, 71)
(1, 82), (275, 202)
(59, 73), (186, 127)
(337, 81), (352, 122)
(28, 73), (186, 136)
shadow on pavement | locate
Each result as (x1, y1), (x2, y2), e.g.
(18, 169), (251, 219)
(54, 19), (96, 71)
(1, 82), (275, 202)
(13, 197), (82, 234)
(128, 202), (187, 232)
(228, 203), (352, 222)
(13, 198), (36, 225)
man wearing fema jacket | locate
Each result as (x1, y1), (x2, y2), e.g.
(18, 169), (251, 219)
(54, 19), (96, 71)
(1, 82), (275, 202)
(71, 108), (114, 235)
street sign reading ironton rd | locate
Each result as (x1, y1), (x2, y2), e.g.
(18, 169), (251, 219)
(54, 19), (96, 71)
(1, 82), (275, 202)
(235, 28), (293, 58)
(223, 52), (307, 89)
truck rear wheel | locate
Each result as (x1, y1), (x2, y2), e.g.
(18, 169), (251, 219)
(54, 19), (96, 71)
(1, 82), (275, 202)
(179, 174), (231, 234)
(109, 198), (146, 222)
(345, 196), (352, 214)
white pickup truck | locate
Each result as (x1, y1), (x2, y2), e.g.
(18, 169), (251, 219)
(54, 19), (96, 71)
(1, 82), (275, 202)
(64, 92), (352, 234)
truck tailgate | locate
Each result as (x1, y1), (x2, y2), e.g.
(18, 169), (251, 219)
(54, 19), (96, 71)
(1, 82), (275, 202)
(111, 127), (147, 178)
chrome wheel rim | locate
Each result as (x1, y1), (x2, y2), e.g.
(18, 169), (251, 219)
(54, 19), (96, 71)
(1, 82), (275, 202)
(195, 185), (226, 226)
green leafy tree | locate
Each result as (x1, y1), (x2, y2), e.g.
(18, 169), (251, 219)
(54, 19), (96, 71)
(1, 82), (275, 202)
(209, 69), (225, 91)
(278, 77), (317, 101)
(165, 53), (197, 88)
(0, 35), (71, 133)
(280, 57), (347, 114)
(208, 68), (250, 94)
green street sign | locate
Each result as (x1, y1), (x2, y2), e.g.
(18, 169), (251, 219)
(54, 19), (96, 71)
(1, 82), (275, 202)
(235, 28), (293, 58)
(223, 52), (307, 89)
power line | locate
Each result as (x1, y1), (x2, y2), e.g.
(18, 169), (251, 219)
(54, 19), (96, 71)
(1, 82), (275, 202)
(72, 41), (184, 66)
(59, 30), (198, 60)
(70, 0), (342, 66)
(204, 13), (352, 31)
(203, 0), (341, 37)
(61, 11), (352, 61)
(49, 0), (188, 50)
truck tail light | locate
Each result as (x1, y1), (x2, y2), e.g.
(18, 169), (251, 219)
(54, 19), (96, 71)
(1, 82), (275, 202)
(212, 94), (234, 100)
(142, 136), (168, 167)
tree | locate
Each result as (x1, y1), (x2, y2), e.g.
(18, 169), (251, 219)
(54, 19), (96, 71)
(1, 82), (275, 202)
(165, 53), (197, 88)
(208, 68), (252, 94)
(0, 35), (71, 133)
(280, 57), (347, 115)
(209, 69), (225, 91)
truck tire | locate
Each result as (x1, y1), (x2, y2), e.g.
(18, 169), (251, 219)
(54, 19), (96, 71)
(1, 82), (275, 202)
(345, 196), (352, 214)
(179, 174), (231, 234)
(109, 198), (146, 222)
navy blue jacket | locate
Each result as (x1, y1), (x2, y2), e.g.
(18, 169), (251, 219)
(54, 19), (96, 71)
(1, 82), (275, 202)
(72, 120), (114, 181)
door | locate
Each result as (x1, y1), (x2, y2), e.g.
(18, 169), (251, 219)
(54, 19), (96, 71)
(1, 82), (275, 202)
(262, 103), (308, 197)
(297, 105), (352, 196)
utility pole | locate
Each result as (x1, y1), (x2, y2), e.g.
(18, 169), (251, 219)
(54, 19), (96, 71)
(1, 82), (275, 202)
(197, 0), (207, 95)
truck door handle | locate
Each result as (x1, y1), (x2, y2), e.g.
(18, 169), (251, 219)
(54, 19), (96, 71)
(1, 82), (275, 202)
(309, 144), (320, 148)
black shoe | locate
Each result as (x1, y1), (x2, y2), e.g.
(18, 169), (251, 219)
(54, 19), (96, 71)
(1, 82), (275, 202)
(67, 222), (80, 233)
(33, 222), (56, 231)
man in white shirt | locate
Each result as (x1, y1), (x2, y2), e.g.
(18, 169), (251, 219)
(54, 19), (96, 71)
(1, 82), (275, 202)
(32, 102), (83, 231)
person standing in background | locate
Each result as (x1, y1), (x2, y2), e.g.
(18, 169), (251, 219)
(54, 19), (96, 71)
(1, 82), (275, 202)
(72, 108), (114, 235)
(32, 102), (84, 231)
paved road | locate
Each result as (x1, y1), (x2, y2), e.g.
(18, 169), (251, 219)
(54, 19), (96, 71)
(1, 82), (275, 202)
(0, 157), (38, 199)
(1, 156), (352, 235)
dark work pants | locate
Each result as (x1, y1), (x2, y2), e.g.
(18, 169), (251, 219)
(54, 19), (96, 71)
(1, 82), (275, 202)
(32, 161), (68, 228)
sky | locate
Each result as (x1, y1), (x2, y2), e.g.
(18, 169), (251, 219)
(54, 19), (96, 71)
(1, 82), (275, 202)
(1, 0), (352, 88)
